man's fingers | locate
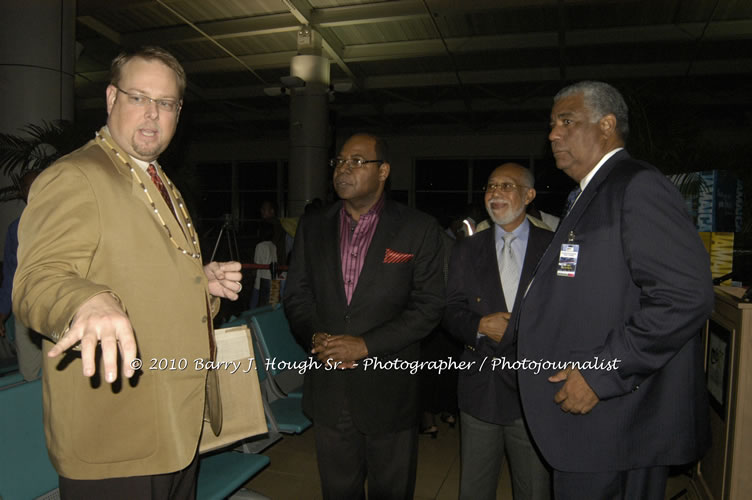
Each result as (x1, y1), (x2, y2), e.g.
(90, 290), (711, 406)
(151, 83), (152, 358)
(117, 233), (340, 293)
(79, 332), (100, 378)
(222, 271), (243, 283)
(119, 329), (138, 379)
(554, 387), (567, 405)
(100, 334), (119, 383)
(548, 368), (570, 383)
(220, 261), (242, 272)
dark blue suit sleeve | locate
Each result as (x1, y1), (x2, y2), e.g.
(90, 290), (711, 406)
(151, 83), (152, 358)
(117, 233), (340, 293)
(582, 169), (714, 399)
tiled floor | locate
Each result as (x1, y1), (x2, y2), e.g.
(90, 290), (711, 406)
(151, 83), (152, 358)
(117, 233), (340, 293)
(243, 418), (700, 499)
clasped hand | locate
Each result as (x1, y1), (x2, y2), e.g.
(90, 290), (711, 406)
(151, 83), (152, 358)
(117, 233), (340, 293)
(311, 333), (368, 369)
(478, 311), (511, 343)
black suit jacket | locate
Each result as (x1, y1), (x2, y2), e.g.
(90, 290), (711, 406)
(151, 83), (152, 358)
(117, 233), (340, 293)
(284, 199), (445, 434)
(516, 150), (713, 472)
(443, 221), (552, 424)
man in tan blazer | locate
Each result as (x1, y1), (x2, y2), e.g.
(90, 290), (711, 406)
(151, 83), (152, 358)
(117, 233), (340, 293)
(13, 46), (242, 498)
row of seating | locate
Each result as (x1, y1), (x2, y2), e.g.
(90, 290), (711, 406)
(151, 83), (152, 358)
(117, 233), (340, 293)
(0, 304), (311, 500)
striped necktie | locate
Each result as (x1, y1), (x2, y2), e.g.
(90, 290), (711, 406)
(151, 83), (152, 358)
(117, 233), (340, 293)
(562, 186), (582, 218)
(147, 164), (176, 219)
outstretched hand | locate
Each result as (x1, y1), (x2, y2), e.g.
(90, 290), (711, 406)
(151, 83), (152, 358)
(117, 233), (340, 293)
(48, 292), (137, 383)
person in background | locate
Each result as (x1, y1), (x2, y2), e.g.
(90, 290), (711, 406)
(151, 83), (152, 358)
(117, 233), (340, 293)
(260, 199), (293, 266)
(444, 163), (552, 500)
(250, 220), (277, 309)
(0, 169), (43, 380)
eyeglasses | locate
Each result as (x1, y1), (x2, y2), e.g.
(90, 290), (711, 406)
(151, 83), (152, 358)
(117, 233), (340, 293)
(115, 86), (182, 113)
(329, 157), (383, 170)
(483, 182), (531, 193)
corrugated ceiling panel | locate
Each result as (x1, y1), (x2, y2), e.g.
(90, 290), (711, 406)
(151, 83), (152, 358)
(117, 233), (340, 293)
(332, 18), (437, 45)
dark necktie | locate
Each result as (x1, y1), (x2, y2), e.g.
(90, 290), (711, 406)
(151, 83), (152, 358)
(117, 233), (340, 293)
(562, 186), (582, 218)
(147, 164), (176, 219)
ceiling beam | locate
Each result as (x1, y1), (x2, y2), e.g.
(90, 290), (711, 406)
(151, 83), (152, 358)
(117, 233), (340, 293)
(118, 13), (299, 47)
(281, 0), (362, 88)
(343, 20), (752, 61)
(75, 21), (752, 83)
(76, 56), (752, 109)
(363, 59), (752, 89)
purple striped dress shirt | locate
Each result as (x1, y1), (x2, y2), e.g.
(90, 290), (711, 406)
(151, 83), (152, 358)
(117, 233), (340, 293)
(339, 196), (385, 304)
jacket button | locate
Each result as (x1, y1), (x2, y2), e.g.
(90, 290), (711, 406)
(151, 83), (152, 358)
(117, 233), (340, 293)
(195, 276), (202, 284)
(201, 315), (208, 323)
(344, 314), (351, 322)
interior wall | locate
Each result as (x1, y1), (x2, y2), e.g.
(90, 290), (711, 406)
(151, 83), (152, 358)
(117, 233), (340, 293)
(187, 130), (550, 193)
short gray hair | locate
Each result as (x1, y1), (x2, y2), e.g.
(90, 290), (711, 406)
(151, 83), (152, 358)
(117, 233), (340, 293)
(519, 166), (535, 188)
(555, 81), (629, 140)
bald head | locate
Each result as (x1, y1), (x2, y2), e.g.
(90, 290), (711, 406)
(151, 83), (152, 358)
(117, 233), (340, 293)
(484, 163), (536, 231)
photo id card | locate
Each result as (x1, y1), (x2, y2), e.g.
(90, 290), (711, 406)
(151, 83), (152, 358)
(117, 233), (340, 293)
(557, 244), (579, 277)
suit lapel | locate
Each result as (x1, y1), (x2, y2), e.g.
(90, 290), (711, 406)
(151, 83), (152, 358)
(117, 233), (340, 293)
(130, 167), (193, 252)
(476, 227), (507, 309)
(349, 200), (399, 306)
(534, 150), (629, 278)
(96, 128), (194, 256)
(323, 202), (348, 306)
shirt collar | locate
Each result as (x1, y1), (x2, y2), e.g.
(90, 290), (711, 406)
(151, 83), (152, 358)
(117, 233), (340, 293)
(342, 194), (386, 222)
(495, 216), (530, 246)
(580, 147), (624, 191)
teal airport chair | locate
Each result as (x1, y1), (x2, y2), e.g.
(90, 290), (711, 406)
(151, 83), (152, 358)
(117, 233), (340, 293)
(0, 379), (59, 500)
(0, 368), (269, 500)
(197, 451), (270, 500)
(249, 304), (307, 398)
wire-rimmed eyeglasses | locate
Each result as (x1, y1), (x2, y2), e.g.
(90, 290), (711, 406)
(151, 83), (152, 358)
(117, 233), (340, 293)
(115, 86), (182, 113)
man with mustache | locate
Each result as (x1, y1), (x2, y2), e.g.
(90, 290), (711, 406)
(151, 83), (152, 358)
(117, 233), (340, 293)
(284, 132), (444, 499)
(515, 81), (712, 499)
(14, 46), (242, 498)
(443, 163), (552, 500)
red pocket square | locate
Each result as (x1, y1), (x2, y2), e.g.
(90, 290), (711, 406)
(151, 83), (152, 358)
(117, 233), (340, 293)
(383, 248), (414, 263)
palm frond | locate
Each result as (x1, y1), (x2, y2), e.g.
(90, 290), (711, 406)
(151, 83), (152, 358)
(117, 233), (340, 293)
(669, 172), (710, 199)
(0, 120), (90, 176)
(0, 185), (21, 202)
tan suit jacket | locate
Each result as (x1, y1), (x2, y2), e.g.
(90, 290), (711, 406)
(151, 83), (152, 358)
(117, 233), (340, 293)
(13, 127), (219, 479)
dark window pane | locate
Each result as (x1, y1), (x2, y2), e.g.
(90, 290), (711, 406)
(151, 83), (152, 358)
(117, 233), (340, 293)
(196, 162), (232, 191)
(197, 192), (232, 220)
(415, 192), (471, 227)
(415, 159), (467, 190)
(238, 161), (277, 190)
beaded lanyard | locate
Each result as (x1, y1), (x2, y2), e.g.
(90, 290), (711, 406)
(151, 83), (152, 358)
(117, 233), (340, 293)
(95, 131), (201, 260)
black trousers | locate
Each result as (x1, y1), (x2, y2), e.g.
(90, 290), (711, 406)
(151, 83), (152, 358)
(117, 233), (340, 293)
(314, 407), (418, 500)
(58, 453), (199, 500)
(553, 465), (669, 500)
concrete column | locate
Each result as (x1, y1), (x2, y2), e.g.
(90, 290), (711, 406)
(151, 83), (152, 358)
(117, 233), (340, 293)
(0, 0), (76, 252)
(286, 54), (330, 217)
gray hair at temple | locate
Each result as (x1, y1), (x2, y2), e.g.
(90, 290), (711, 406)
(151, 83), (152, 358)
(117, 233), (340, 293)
(554, 81), (629, 140)
(519, 166), (535, 189)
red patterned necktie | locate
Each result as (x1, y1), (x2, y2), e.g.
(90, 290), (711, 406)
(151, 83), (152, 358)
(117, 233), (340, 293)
(147, 164), (176, 219)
